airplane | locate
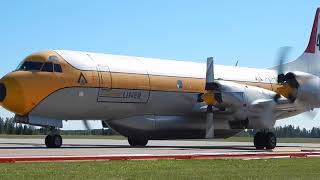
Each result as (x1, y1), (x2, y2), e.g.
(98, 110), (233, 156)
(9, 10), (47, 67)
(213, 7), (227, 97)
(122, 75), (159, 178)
(0, 8), (320, 149)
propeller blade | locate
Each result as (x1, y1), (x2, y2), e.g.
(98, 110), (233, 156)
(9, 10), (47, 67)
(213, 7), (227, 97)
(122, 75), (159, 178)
(82, 120), (91, 130)
(204, 57), (216, 138)
(205, 57), (214, 90)
(205, 105), (214, 139)
(304, 109), (319, 120)
(276, 46), (291, 83)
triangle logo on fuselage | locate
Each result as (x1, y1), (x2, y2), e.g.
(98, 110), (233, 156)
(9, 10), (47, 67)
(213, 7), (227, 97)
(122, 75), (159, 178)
(78, 73), (88, 85)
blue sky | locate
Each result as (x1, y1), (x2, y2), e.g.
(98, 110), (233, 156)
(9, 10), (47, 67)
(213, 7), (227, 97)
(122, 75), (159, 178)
(1, 1), (320, 129)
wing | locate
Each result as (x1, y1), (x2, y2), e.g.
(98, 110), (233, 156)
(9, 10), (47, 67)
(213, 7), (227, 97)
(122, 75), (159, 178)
(195, 80), (305, 129)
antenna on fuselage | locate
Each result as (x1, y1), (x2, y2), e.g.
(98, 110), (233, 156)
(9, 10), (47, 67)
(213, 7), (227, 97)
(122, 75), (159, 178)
(235, 60), (239, 67)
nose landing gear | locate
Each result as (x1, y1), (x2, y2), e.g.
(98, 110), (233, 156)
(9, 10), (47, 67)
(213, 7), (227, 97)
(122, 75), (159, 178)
(254, 131), (277, 150)
(45, 134), (62, 148)
(45, 127), (62, 148)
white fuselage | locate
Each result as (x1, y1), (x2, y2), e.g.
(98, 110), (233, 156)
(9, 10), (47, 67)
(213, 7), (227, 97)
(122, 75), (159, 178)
(22, 50), (307, 139)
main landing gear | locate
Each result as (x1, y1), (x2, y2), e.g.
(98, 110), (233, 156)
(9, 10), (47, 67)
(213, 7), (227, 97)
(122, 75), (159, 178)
(45, 127), (62, 148)
(128, 136), (148, 147)
(254, 131), (277, 150)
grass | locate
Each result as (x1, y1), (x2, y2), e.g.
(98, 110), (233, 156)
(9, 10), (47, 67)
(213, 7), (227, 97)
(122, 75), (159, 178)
(0, 158), (319, 180)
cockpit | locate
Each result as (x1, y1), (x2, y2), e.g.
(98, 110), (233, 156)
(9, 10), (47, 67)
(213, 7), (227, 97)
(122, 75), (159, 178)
(16, 56), (63, 73)
(0, 51), (71, 116)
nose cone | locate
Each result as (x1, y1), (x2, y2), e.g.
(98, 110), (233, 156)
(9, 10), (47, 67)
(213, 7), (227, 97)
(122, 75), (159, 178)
(0, 83), (6, 102)
(0, 74), (27, 115)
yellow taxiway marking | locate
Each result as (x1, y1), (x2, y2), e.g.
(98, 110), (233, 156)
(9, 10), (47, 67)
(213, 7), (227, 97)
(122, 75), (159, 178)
(271, 149), (302, 152)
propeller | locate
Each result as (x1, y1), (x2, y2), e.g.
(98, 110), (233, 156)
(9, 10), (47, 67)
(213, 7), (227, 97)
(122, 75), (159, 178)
(303, 108), (319, 120)
(276, 46), (291, 83)
(82, 120), (91, 130)
(204, 57), (215, 139)
(274, 46), (299, 103)
(205, 105), (214, 138)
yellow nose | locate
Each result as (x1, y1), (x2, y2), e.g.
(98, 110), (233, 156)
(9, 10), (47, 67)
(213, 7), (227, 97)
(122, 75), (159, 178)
(0, 75), (27, 115)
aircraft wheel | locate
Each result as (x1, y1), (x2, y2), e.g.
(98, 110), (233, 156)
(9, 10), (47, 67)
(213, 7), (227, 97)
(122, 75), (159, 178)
(265, 132), (277, 149)
(254, 132), (266, 149)
(45, 134), (63, 148)
(128, 137), (148, 147)
(45, 135), (51, 147)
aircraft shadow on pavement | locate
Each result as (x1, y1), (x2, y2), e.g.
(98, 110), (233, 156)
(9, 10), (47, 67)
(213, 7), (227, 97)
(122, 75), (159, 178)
(0, 142), (305, 151)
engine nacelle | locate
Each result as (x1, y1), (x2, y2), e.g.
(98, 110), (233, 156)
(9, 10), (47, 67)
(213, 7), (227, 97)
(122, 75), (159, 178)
(293, 72), (320, 107)
(216, 81), (277, 129)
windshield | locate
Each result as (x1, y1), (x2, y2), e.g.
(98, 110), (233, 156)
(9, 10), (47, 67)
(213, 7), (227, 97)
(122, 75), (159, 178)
(16, 61), (44, 71)
(41, 62), (53, 72)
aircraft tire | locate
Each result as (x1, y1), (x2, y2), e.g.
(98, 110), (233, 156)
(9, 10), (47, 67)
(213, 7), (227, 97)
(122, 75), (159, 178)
(45, 134), (62, 148)
(128, 137), (148, 147)
(254, 132), (266, 149)
(265, 132), (277, 149)
(45, 135), (52, 147)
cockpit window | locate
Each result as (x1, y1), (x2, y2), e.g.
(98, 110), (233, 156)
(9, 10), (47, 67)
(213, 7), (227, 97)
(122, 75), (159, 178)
(16, 60), (63, 73)
(17, 61), (44, 71)
(54, 64), (63, 73)
(41, 63), (53, 72)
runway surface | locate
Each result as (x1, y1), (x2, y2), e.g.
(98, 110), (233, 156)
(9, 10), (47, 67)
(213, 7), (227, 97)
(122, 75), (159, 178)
(0, 138), (320, 157)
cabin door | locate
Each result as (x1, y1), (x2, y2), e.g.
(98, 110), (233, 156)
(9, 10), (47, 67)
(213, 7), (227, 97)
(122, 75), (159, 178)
(97, 64), (112, 102)
(97, 64), (150, 103)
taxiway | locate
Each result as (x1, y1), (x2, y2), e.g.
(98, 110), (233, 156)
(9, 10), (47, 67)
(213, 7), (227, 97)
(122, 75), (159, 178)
(0, 138), (319, 157)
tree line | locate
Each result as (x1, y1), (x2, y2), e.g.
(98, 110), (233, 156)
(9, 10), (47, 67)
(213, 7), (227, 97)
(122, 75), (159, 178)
(237, 125), (320, 138)
(1, 117), (320, 137)
(0, 117), (116, 135)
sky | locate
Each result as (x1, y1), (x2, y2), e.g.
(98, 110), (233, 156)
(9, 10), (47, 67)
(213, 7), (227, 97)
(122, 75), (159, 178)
(1, 1), (320, 129)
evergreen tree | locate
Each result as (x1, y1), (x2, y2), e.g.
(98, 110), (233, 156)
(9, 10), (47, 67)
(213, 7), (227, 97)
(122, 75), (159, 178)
(22, 125), (28, 135)
(0, 117), (4, 134)
(15, 124), (23, 135)
(4, 117), (15, 134)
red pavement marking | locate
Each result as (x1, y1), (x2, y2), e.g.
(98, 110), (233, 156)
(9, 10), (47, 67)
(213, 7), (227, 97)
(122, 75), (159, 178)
(1, 152), (320, 163)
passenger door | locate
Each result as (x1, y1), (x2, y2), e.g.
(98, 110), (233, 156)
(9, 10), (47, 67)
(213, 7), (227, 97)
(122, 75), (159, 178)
(97, 64), (113, 102)
(97, 62), (150, 103)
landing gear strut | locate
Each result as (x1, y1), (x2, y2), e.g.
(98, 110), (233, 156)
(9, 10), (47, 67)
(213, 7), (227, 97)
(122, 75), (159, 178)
(128, 136), (148, 147)
(254, 131), (276, 150)
(45, 127), (62, 148)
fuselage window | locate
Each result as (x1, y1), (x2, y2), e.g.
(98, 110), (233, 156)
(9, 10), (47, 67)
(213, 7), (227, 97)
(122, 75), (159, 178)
(177, 80), (183, 89)
(41, 62), (53, 72)
(17, 61), (43, 71)
(54, 64), (63, 73)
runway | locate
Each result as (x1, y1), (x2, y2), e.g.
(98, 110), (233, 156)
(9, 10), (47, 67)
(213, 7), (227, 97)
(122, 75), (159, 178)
(1, 138), (320, 162)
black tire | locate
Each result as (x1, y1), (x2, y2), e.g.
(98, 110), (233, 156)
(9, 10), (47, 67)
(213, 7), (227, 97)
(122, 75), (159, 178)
(137, 138), (148, 146)
(128, 137), (135, 146)
(254, 132), (266, 149)
(128, 137), (148, 147)
(265, 132), (277, 149)
(45, 134), (62, 148)
(52, 134), (63, 148)
(45, 135), (53, 148)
